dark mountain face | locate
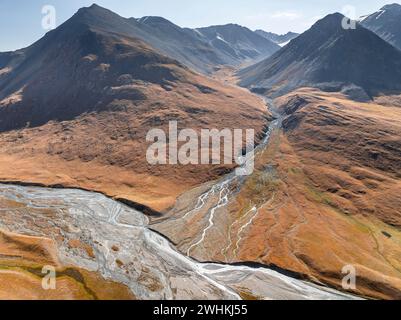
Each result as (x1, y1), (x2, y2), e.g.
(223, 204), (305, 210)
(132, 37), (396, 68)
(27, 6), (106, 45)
(0, 52), (24, 86)
(0, 4), (272, 132)
(134, 19), (279, 71)
(0, 5), (192, 131)
(67, 5), (225, 73)
(133, 15), (229, 73)
(36, 4), (277, 75)
(0, 51), (24, 69)
(360, 3), (401, 50)
(254, 30), (299, 46)
(0, 4), (273, 225)
(239, 13), (401, 97)
(194, 24), (280, 63)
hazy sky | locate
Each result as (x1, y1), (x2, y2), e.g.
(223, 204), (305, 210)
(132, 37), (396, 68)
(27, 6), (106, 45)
(0, 0), (399, 51)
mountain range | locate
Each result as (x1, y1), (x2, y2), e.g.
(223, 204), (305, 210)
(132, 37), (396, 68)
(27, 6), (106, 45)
(134, 15), (280, 72)
(254, 30), (299, 46)
(193, 24), (280, 63)
(239, 13), (401, 97)
(360, 3), (401, 50)
(0, 3), (268, 211)
(0, 3), (401, 300)
(0, 4), (272, 131)
(39, 4), (278, 74)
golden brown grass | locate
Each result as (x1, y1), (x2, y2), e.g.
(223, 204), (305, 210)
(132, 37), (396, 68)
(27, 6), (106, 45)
(231, 89), (401, 299)
(0, 74), (267, 212)
(0, 230), (135, 300)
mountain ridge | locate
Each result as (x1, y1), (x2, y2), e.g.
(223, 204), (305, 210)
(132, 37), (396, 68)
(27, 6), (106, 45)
(254, 30), (299, 46)
(239, 13), (401, 97)
(360, 3), (401, 51)
(0, 3), (269, 213)
(1, 4), (280, 74)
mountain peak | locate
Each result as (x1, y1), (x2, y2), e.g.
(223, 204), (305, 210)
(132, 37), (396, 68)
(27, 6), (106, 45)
(306, 12), (365, 38)
(361, 3), (401, 50)
(77, 3), (110, 14)
(88, 3), (102, 9)
(198, 23), (246, 32)
(239, 10), (401, 96)
(323, 12), (344, 19)
(312, 12), (345, 28)
(222, 23), (243, 28)
(137, 16), (175, 25)
(72, 3), (120, 24)
(194, 24), (280, 62)
(381, 3), (401, 11)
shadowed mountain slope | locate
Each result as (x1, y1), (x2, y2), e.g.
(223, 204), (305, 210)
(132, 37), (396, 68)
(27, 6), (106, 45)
(239, 13), (401, 97)
(360, 3), (401, 50)
(0, 4), (268, 212)
(193, 24), (280, 64)
(254, 30), (299, 46)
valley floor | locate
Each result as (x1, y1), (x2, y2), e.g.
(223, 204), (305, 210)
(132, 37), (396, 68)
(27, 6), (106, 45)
(0, 183), (357, 300)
